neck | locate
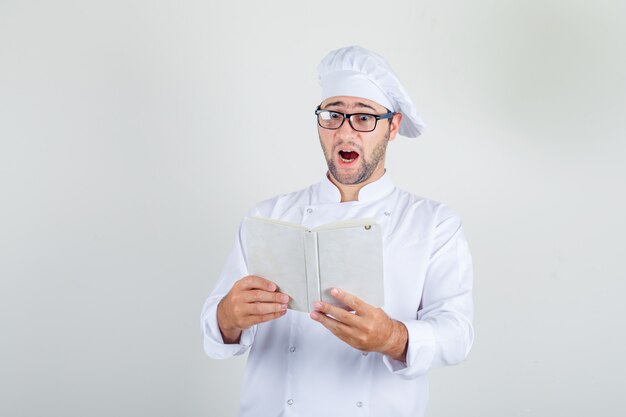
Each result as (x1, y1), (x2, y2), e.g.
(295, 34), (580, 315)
(328, 167), (386, 202)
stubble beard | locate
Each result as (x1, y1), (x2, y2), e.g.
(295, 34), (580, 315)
(321, 128), (390, 185)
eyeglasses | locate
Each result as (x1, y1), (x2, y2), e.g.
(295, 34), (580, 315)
(315, 107), (395, 132)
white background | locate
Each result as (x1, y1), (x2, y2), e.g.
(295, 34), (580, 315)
(1, 1), (625, 416)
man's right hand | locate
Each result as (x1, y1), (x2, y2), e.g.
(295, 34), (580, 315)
(217, 275), (289, 344)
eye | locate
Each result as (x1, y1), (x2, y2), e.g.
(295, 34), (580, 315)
(329, 112), (342, 120)
(357, 114), (373, 122)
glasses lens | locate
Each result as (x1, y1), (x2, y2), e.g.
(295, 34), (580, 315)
(349, 114), (376, 132)
(318, 111), (343, 129)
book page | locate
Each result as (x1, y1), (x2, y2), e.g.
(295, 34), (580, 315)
(244, 217), (309, 311)
(316, 223), (384, 309)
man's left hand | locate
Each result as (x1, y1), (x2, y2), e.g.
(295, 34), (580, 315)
(310, 288), (408, 362)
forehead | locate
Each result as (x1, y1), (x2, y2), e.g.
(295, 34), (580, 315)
(320, 96), (387, 112)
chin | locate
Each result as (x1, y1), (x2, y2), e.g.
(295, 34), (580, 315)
(331, 169), (369, 185)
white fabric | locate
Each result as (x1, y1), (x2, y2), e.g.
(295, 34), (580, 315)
(318, 45), (425, 138)
(321, 70), (395, 112)
(201, 172), (474, 417)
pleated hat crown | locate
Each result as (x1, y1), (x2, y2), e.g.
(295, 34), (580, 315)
(318, 45), (424, 138)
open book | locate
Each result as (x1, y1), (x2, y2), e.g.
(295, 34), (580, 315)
(244, 216), (384, 312)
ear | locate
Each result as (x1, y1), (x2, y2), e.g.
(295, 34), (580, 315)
(388, 113), (402, 142)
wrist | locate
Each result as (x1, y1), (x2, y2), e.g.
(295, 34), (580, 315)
(217, 298), (242, 344)
(382, 320), (408, 362)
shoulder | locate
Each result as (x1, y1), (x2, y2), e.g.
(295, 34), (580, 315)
(246, 182), (320, 218)
(392, 187), (461, 226)
(390, 189), (467, 254)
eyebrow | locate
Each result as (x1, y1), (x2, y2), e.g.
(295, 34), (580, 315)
(323, 101), (378, 112)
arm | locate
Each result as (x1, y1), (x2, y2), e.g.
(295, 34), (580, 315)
(201, 221), (289, 358)
(311, 211), (474, 378)
(200, 228), (253, 359)
(386, 213), (474, 377)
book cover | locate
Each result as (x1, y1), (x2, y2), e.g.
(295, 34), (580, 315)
(244, 216), (384, 312)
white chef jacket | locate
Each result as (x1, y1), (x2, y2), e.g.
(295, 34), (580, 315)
(201, 172), (474, 417)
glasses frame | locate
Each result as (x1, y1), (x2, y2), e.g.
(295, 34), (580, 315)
(315, 106), (396, 132)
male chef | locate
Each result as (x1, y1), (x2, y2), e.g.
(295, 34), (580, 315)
(201, 45), (474, 417)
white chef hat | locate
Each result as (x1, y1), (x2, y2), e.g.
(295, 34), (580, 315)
(318, 45), (425, 138)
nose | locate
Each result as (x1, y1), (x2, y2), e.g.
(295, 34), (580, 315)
(336, 115), (357, 139)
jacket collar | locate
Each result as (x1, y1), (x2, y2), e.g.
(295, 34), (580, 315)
(317, 170), (395, 203)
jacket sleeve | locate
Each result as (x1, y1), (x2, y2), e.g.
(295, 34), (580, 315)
(200, 221), (257, 359)
(383, 208), (474, 378)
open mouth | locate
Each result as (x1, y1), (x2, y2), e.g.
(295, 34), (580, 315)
(338, 150), (359, 163)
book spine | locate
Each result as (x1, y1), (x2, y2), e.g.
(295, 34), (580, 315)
(303, 230), (321, 312)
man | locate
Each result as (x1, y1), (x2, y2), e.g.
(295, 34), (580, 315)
(201, 45), (474, 417)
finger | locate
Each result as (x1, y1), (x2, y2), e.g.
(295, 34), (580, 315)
(241, 289), (290, 304)
(310, 310), (352, 336)
(329, 288), (371, 315)
(237, 275), (278, 292)
(245, 309), (287, 327)
(313, 300), (358, 326)
(242, 301), (288, 316)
